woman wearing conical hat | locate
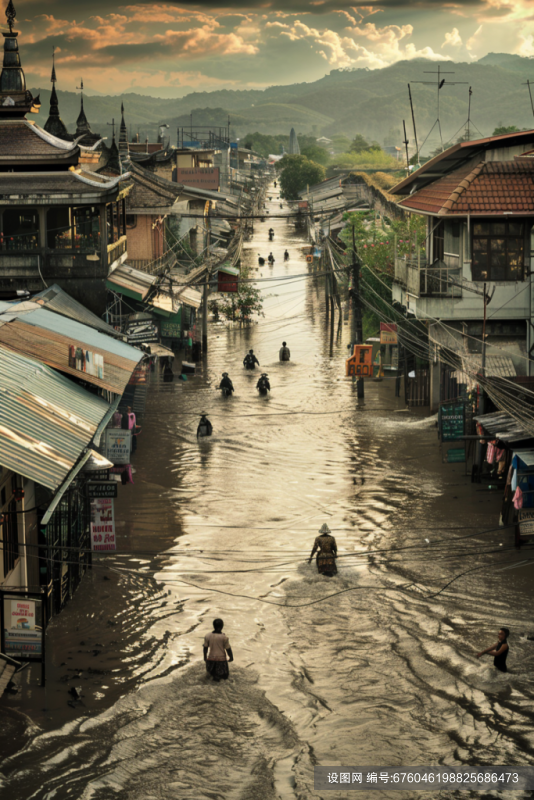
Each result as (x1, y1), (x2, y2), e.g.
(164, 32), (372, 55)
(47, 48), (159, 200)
(308, 523), (337, 576)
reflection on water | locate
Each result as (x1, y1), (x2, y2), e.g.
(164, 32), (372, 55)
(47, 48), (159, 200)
(2, 191), (534, 799)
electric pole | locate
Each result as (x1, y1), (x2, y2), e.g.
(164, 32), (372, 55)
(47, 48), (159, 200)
(351, 226), (364, 398)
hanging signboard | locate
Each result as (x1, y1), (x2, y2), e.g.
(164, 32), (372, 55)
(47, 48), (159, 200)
(3, 596), (43, 659)
(105, 429), (131, 465)
(440, 401), (465, 442)
(87, 482), (118, 499)
(87, 469), (110, 481)
(126, 319), (159, 344)
(380, 322), (398, 345)
(90, 498), (116, 552)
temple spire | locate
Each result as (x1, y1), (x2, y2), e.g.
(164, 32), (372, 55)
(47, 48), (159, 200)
(44, 46), (70, 141)
(119, 101), (129, 153)
(0, 0), (40, 117)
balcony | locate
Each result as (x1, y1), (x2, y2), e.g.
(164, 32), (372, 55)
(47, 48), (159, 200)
(394, 253), (462, 299)
(107, 235), (128, 268)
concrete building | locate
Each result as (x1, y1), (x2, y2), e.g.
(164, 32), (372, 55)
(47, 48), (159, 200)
(390, 129), (534, 409)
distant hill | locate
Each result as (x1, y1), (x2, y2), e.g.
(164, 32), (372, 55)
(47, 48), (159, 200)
(31, 54), (534, 151)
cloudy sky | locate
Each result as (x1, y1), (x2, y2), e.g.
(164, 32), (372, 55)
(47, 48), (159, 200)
(11, 0), (534, 96)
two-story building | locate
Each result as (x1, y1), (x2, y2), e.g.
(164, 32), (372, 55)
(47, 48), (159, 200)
(390, 130), (534, 409)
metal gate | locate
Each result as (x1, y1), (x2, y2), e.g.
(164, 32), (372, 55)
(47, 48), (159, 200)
(407, 369), (430, 407)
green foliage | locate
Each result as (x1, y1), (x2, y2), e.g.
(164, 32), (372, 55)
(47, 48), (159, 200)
(330, 134), (352, 153)
(241, 132), (288, 157)
(300, 144), (330, 166)
(349, 134), (372, 153)
(331, 150), (399, 170)
(277, 155), (326, 200)
(339, 211), (426, 335)
(209, 285), (265, 323)
(492, 125), (520, 135)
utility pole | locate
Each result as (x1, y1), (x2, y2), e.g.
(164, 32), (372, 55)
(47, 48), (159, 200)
(351, 226), (364, 398)
(202, 203), (211, 356)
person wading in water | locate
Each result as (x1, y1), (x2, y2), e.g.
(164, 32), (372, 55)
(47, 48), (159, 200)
(476, 627), (510, 672)
(308, 523), (338, 576)
(203, 619), (233, 682)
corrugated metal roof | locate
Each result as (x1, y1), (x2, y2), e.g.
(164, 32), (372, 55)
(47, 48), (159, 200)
(0, 301), (143, 395)
(473, 411), (534, 442)
(32, 285), (123, 339)
(107, 263), (157, 301)
(175, 286), (202, 309)
(0, 345), (111, 490)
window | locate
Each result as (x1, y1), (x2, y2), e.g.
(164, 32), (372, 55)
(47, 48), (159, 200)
(126, 214), (137, 229)
(2, 208), (39, 250)
(433, 221), (444, 262)
(472, 220), (525, 282)
(47, 206), (100, 250)
(2, 499), (19, 576)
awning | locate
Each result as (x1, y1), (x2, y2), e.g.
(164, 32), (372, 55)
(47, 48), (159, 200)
(107, 263), (157, 301)
(473, 411), (534, 442)
(0, 345), (113, 491)
(0, 301), (143, 395)
(218, 265), (240, 277)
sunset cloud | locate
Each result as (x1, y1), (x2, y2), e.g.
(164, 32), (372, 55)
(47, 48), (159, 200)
(10, 0), (534, 95)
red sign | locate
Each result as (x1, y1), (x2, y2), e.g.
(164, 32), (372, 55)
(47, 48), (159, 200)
(177, 167), (220, 191)
(218, 271), (238, 293)
(298, 201), (308, 209)
(380, 323), (397, 333)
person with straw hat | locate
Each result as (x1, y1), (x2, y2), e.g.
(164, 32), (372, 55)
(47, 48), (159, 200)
(308, 524), (338, 576)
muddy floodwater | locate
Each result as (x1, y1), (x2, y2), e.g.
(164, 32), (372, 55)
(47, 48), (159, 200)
(2, 190), (534, 799)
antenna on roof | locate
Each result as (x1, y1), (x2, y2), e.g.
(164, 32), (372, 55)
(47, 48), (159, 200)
(107, 118), (116, 140)
(412, 65), (467, 154)
(402, 120), (410, 174)
(407, 84), (419, 166)
(443, 85), (484, 148)
(522, 79), (534, 117)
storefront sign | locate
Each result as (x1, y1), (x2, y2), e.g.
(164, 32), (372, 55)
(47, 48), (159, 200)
(3, 596), (42, 658)
(88, 469), (110, 481)
(90, 498), (116, 552)
(87, 482), (118, 499)
(68, 346), (104, 379)
(176, 167), (220, 191)
(105, 429), (131, 465)
(440, 402), (465, 442)
(445, 448), (466, 463)
(380, 330), (398, 345)
(126, 319), (159, 344)
(518, 510), (534, 536)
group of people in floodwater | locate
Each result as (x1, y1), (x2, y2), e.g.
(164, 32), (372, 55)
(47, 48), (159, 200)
(198, 185), (512, 684)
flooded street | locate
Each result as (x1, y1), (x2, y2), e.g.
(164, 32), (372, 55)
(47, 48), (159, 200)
(2, 189), (534, 799)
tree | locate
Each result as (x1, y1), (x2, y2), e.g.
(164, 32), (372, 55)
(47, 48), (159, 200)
(301, 144), (330, 166)
(349, 134), (371, 153)
(492, 125), (520, 135)
(209, 285), (264, 323)
(277, 155), (326, 200)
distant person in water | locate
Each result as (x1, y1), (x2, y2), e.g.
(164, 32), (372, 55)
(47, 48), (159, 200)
(203, 618), (233, 682)
(279, 341), (290, 361)
(476, 627), (509, 672)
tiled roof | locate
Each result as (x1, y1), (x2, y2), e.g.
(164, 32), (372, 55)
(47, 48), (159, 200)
(398, 160), (534, 216)
(126, 161), (182, 209)
(0, 171), (121, 198)
(0, 120), (78, 160)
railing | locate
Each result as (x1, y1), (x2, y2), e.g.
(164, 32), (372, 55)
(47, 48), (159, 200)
(128, 251), (177, 275)
(395, 253), (462, 298)
(107, 235), (127, 267)
(394, 254), (424, 298)
(420, 254), (462, 298)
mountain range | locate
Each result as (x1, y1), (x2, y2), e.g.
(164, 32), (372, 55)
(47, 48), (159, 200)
(31, 53), (534, 154)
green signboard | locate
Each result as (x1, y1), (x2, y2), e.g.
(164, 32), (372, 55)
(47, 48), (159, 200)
(160, 310), (182, 340)
(445, 448), (466, 463)
(440, 402), (465, 442)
